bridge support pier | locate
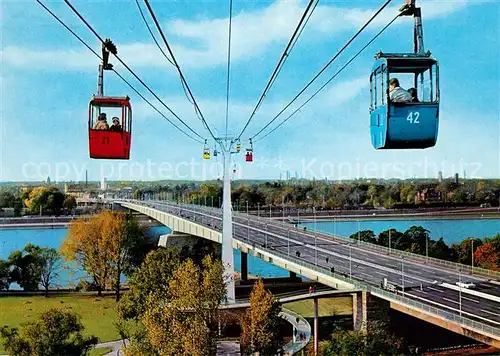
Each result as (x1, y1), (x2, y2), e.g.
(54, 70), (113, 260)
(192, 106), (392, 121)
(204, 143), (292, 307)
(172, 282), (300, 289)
(240, 252), (248, 281)
(352, 291), (367, 333)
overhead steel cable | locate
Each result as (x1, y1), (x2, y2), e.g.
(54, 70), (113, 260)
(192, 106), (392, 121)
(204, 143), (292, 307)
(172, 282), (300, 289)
(62, 0), (204, 141)
(143, 0), (217, 141)
(37, 0), (203, 144)
(237, 0), (319, 140)
(254, 13), (401, 143)
(251, 0), (393, 140)
(224, 0), (233, 140)
(134, 0), (195, 110)
(134, 0), (175, 67)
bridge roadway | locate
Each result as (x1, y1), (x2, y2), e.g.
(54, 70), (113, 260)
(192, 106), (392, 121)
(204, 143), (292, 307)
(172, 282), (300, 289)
(121, 200), (500, 340)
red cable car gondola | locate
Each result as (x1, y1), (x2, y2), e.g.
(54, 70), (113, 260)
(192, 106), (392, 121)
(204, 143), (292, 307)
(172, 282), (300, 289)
(245, 139), (253, 162)
(89, 96), (132, 159)
(88, 39), (132, 160)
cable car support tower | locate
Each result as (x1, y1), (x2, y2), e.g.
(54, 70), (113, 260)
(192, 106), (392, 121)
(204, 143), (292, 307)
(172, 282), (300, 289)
(217, 136), (239, 303)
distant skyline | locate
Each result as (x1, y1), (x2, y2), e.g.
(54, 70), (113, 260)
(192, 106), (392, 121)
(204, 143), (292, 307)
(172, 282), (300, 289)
(1, 0), (499, 182)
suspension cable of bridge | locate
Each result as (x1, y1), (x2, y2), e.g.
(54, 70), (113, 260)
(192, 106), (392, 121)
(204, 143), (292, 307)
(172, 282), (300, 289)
(143, 0), (217, 141)
(37, 0), (204, 144)
(224, 0), (234, 144)
(251, 0), (393, 140)
(60, 0), (206, 141)
(254, 12), (401, 143)
(236, 0), (319, 141)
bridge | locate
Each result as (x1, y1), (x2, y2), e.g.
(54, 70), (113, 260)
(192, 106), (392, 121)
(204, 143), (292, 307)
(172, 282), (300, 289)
(117, 199), (500, 348)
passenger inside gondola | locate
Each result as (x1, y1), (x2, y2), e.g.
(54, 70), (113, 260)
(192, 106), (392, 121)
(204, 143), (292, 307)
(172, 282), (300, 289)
(109, 117), (122, 132)
(389, 78), (411, 103)
(408, 87), (419, 103)
(93, 113), (109, 130)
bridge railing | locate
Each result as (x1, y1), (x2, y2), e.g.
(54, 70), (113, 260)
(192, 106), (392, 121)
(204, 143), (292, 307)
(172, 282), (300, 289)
(253, 242), (500, 338)
(233, 209), (500, 280)
(124, 200), (500, 280)
(122, 200), (500, 337)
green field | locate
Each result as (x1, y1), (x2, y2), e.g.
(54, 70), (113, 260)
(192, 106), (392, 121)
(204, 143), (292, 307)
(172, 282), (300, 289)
(0, 295), (120, 354)
(284, 296), (352, 318)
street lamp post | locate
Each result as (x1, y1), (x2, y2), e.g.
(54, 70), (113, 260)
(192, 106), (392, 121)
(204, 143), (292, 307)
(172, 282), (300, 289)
(349, 242), (352, 279)
(314, 206), (317, 266)
(282, 196), (285, 224)
(401, 256), (405, 298)
(257, 203), (260, 221)
(471, 238), (475, 270)
(357, 219), (360, 245)
(246, 201), (250, 241)
(265, 223), (268, 248)
(458, 268), (462, 316)
(389, 229), (392, 254)
(287, 229), (290, 256)
(426, 234), (429, 263)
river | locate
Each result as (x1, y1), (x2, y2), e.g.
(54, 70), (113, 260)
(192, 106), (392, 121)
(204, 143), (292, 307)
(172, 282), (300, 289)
(301, 218), (499, 245)
(0, 218), (498, 287)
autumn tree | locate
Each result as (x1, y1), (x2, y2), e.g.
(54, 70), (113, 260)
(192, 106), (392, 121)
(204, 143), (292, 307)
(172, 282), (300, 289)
(474, 242), (500, 271)
(62, 211), (146, 299)
(0, 309), (97, 356)
(24, 186), (65, 215)
(127, 256), (227, 356)
(240, 279), (283, 355)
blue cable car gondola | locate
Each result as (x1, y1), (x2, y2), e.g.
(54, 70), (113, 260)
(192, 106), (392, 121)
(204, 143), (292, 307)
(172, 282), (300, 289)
(370, 0), (439, 149)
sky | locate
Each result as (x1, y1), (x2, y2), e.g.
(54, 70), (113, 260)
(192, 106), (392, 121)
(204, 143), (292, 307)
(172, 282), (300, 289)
(1, 0), (499, 182)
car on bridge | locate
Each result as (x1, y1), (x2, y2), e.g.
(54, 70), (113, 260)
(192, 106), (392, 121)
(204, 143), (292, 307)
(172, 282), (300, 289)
(456, 281), (476, 289)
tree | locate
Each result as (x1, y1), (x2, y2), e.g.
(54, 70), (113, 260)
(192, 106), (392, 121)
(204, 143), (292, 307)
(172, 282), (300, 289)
(324, 321), (403, 356)
(0, 259), (10, 290)
(63, 196), (77, 214)
(8, 244), (44, 291)
(349, 230), (377, 244)
(62, 211), (146, 299)
(240, 279), (283, 355)
(474, 242), (500, 271)
(428, 237), (453, 261)
(398, 226), (430, 253)
(452, 238), (482, 265)
(0, 309), (97, 356)
(0, 192), (16, 208)
(118, 247), (181, 321)
(37, 248), (61, 297)
(24, 187), (65, 215)
(378, 229), (404, 249)
(129, 256), (227, 355)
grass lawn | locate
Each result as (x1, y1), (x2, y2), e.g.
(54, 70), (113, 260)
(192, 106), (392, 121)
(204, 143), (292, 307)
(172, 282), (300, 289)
(0, 295), (120, 354)
(284, 296), (352, 318)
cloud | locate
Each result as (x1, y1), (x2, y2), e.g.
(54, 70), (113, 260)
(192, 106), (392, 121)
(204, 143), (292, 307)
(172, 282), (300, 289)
(2, 0), (478, 71)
